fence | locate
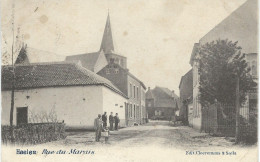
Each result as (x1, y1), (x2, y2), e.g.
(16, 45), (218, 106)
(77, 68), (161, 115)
(2, 122), (66, 145)
(202, 103), (257, 142)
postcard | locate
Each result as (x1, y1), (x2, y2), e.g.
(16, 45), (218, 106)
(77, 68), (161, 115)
(1, 0), (258, 161)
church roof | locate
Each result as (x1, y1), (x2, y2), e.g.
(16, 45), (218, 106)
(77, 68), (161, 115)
(1, 62), (127, 98)
(100, 13), (115, 54)
(66, 52), (102, 71)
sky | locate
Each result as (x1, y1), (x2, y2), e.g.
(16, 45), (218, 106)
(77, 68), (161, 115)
(1, 0), (247, 95)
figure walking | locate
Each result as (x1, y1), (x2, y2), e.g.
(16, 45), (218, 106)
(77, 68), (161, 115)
(114, 113), (120, 131)
(109, 112), (114, 131)
(94, 114), (103, 142)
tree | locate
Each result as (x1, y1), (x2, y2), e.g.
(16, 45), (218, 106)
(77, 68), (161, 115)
(198, 39), (256, 108)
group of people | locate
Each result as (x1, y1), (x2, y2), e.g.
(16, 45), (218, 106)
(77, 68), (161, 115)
(94, 112), (120, 142)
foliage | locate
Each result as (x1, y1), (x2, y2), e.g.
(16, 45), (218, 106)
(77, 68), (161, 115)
(2, 123), (66, 145)
(198, 39), (256, 107)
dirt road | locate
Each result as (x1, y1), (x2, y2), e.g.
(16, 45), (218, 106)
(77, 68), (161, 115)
(44, 120), (243, 150)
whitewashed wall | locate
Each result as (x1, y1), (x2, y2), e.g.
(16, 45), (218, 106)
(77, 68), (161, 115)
(188, 103), (193, 127)
(2, 86), (108, 129)
(192, 61), (202, 130)
(102, 87), (127, 127)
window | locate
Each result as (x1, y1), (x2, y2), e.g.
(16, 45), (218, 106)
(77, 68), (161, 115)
(148, 102), (151, 107)
(110, 58), (114, 63)
(161, 111), (164, 116)
(115, 69), (119, 74)
(133, 86), (135, 98)
(252, 61), (257, 76)
(134, 105), (136, 118)
(137, 87), (139, 99)
(121, 59), (124, 66)
(155, 110), (161, 116)
(115, 58), (119, 64)
(129, 104), (132, 118)
(137, 106), (139, 119)
(130, 83), (132, 97)
(106, 69), (110, 74)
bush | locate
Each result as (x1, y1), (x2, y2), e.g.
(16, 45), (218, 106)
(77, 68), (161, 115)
(2, 123), (66, 145)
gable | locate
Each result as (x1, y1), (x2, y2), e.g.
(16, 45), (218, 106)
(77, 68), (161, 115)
(15, 47), (30, 64)
(94, 51), (108, 73)
(150, 87), (179, 109)
(199, 0), (257, 54)
(66, 52), (100, 72)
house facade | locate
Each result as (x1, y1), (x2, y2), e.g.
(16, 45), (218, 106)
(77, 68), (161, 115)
(98, 62), (146, 125)
(179, 69), (193, 126)
(1, 62), (128, 129)
(145, 87), (180, 120)
(189, 0), (258, 131)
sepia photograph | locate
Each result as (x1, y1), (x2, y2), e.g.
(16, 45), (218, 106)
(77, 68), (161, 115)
(0, 0), (258, 161)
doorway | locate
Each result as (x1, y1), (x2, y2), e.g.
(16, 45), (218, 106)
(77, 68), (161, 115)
(16, 107), (28, 125)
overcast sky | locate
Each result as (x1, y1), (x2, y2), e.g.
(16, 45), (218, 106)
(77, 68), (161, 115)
(1, 0), (247, 95)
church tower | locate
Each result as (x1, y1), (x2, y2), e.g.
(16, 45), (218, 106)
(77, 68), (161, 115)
(100, 13), (127, 69)
(100, 13), (114, 54)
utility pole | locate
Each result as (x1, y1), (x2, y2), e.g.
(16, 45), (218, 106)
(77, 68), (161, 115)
(235, 75), (240, 143)
(10, 0), (15, 143)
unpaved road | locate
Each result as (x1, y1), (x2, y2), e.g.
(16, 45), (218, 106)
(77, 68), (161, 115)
(44, 120), (247, 150)
(15, 121), (256, 162)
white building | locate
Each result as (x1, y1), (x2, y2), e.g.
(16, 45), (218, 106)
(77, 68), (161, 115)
(189, 0), (257, 130)
(1, 62), (128, 129)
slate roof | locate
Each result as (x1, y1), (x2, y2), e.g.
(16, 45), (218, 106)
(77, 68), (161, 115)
(65, 52), (101, 71)
(190, 0), (257, 65)
(100, 13), (115, 54)
(1, 62), (127, 98)
(199, 0), (257, 54)
(146, 86), (180, 109)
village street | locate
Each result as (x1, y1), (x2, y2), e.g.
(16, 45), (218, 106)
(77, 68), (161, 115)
(42, 121), (243, 150)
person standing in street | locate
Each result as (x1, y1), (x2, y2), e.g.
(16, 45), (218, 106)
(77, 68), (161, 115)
(114, 113), (120, 131)
(94, 114), (103, 142)
(109, 112), (114, 131)
(102, 112), (107, 128)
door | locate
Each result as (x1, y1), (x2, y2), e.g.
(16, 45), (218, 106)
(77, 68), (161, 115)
(16, 107), (28, 125)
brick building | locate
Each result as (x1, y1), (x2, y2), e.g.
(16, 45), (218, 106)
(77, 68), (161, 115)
(65, 13), (147, 126)
(145, 87), (180, 120)
(97, 14), (147, 125)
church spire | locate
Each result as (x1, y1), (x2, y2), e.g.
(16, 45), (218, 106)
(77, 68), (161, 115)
(100, 12), (114, 54)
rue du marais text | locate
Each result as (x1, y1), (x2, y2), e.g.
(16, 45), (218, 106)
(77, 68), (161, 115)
(16, 149), (95, 155)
